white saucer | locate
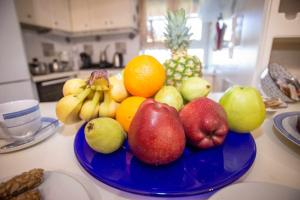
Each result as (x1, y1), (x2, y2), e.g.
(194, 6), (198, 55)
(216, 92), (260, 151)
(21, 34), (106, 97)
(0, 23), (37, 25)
(209, 182), (300, 200)
(41, 171), (91, 200)
(0, 117), (59, 153)
(273, 112), (300, 146)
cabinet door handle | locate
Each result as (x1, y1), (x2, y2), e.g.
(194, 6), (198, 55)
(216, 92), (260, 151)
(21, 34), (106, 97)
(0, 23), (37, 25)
(27, 14), (32, 18)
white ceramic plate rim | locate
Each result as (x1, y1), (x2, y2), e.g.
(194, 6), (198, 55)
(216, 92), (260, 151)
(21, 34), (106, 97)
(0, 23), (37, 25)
(209, 181), (300, 200)
(273, 112), (300, 146)
(0, 171), (91, 200)
(0, 117), (59, 153)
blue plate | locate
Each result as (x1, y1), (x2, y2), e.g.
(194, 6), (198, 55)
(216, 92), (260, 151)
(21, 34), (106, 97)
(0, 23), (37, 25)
(273, 112), (300, 146)
(74, 124), (256, 197)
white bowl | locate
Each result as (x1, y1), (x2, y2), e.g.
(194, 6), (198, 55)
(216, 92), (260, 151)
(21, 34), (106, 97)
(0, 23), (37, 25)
(0, 99), (41, 140)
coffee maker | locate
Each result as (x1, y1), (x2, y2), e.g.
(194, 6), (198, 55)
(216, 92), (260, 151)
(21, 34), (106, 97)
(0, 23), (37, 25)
(112, 52), (124, 68)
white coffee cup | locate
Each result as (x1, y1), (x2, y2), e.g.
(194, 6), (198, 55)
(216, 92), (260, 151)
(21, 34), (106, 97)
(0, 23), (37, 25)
(0, 100), (42, 140)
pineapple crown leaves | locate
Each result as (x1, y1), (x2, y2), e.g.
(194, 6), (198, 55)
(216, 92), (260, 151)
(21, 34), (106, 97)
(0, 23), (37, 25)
(164, 9), (193, 51)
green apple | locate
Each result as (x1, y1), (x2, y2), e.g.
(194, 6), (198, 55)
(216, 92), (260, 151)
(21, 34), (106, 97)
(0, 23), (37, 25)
(154, 86), (184, 111)
(180, 77), (211, 102)
(219, 86), (266, 133)
(85, 117), (126, 153)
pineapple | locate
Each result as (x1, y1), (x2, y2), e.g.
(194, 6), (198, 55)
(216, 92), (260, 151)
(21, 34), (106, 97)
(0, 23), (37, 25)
(164, 9), (202, 88)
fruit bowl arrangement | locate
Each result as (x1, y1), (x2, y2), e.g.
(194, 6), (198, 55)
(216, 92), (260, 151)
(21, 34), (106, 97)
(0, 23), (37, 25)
(55, 9), (266, 197)
(74, 126), (256, 197)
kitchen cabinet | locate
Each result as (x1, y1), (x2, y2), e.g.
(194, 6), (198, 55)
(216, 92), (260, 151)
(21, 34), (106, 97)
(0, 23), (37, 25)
(70, 0), (90, 32)
(87, 0), (106, 30)
(32, 0), (53, 28)
(15, 0), (137, 34)
(70, 0), (137, 32)
(89, 0), (137, 31)
(15, 0), (52, 28)
(51, 0), (72, 31)
(14, 0), (35, 25)
(14, 0), (72, 31)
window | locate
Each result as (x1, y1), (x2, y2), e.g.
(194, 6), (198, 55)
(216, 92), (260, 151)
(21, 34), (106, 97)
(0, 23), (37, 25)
(187, 13), (202, 40)
(139, 0), (204, 64)
(141, 48), (204, 64)
(146, 16), (166, 43)
(146, 13), (203, 43)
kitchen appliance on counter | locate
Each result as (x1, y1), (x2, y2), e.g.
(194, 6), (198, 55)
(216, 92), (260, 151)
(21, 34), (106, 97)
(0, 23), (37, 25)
(99, 45), (113, 68)
(29, 58), (49, 75)
(99, 45), (108, 66)
(49, 59), (64, 73)
(80, 52), (91, 68)
(57, 51), (73, 72)
(79, 52), (98, 69)
(112, 52), (124, 68)
(30, 57), (73, 76)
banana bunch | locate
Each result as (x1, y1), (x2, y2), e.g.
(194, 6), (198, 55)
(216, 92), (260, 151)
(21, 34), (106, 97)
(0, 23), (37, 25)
(56, 70), (128, 124)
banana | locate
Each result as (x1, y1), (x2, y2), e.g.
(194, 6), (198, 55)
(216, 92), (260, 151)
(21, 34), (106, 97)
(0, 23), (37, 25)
(87, 90), (94, 100)
(87, 90), (103, 100)
(99, 90), (120, 118)
(56, 70), (110, 124)
(63, 78), (87, 96)
(56, 87), (92, 124)
(109, 74), (128, 102)
(79, 91), (101, 121)
(88, 71), (110, 91)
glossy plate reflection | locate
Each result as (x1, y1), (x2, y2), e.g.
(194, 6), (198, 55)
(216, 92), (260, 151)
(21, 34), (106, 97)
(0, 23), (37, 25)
(0, 117), (58, 154)
(273, 111), (300, 146)
(74, 124), (256, 197)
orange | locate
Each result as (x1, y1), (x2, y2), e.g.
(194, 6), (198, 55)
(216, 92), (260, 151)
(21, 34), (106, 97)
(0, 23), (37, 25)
(116, 96), (146, 132)
(124, 55), (166, 98)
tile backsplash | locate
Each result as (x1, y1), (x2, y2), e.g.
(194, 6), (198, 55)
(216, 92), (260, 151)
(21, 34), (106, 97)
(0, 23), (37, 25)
(22, 29), (72, 64)
(41, 42), (55, 57)
(115, 42), (127, 54)
(22, 29), (140, 70)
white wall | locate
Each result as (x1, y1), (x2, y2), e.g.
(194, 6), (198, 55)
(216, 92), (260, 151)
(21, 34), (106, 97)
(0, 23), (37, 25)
(207, 0), (266, 86)
(252, 0), (300, 87)
(270, 49), (300, 79)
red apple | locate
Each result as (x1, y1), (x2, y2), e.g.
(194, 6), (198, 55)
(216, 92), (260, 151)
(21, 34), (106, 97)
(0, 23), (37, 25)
(128, 99), (186, 165)
(179, 97), (229, 149)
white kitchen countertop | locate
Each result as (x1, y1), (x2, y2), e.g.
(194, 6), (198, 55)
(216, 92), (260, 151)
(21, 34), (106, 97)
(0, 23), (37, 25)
(32, 71), (78, 82)
(31, 68), (217, 82)
(0, 93), (299, 200)
(31, 68), (125, 82)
